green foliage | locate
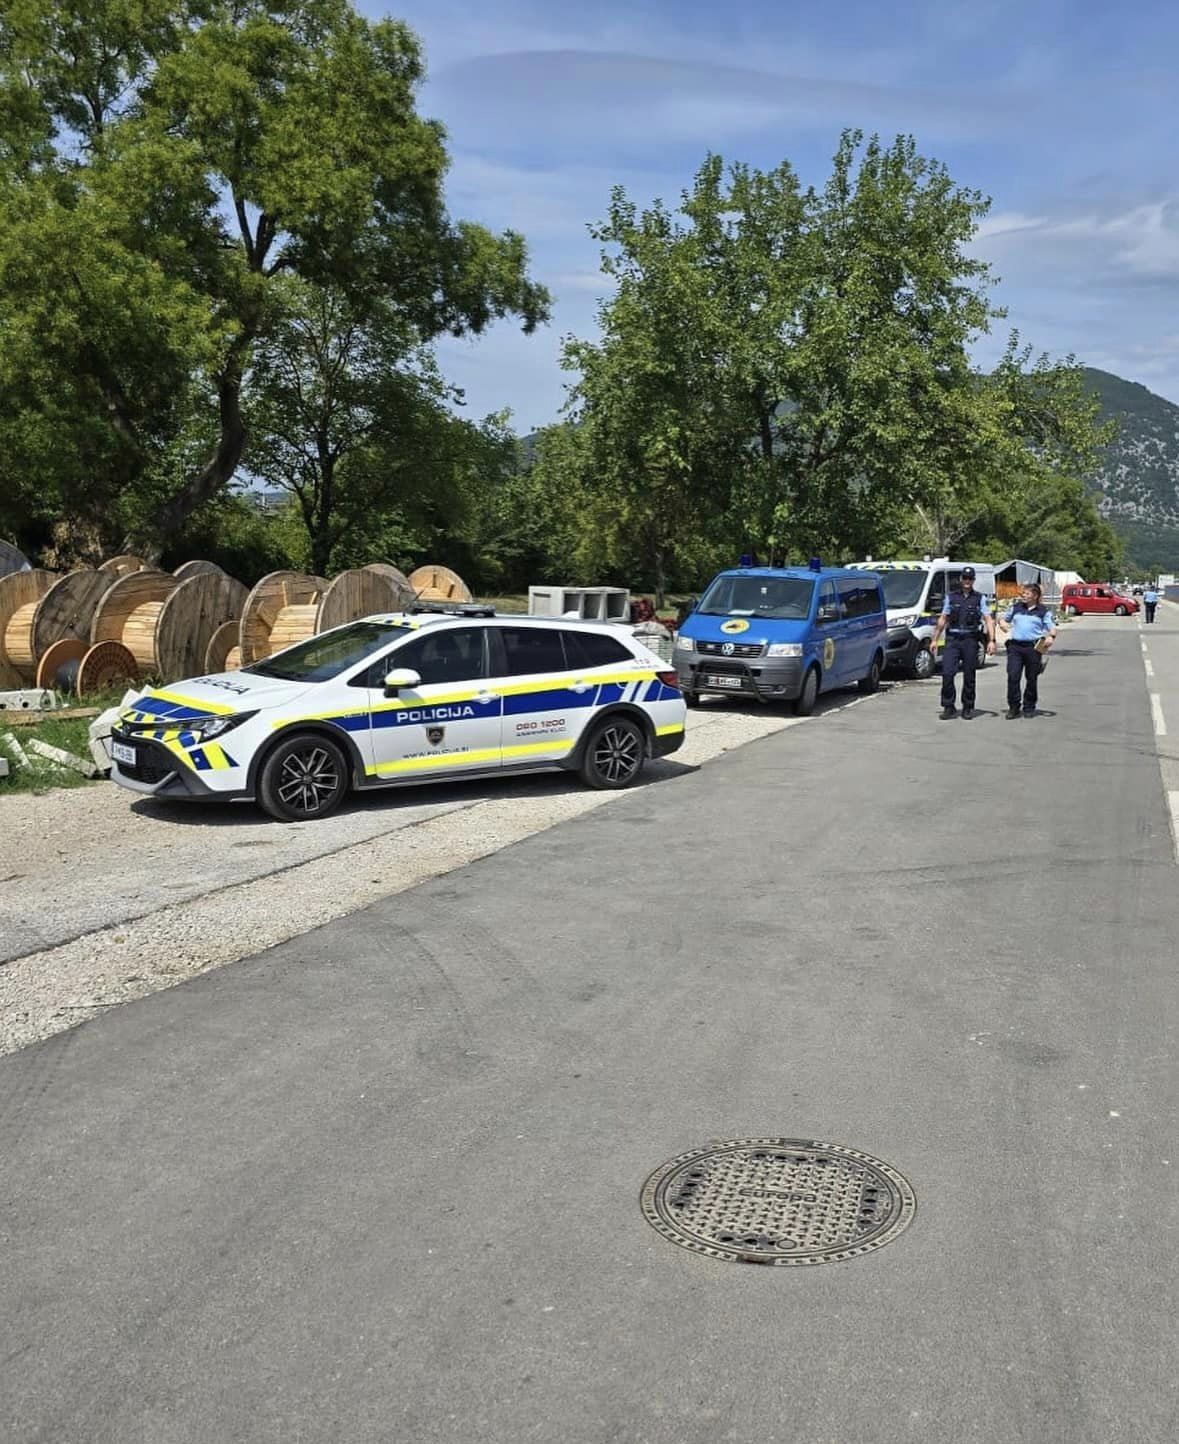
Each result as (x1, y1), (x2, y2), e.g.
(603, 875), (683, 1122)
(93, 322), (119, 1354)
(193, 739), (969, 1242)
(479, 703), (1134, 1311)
(0, 1), (548, 561)
(552, 135), (1116, 594)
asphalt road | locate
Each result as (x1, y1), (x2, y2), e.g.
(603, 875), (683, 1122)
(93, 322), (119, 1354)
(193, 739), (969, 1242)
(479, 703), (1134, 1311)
(4, 613), (1178, 1443)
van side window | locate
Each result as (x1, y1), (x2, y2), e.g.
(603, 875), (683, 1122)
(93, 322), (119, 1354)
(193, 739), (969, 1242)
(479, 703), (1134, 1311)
(817, 581), (840, 623)
(925, 572), (947, 613)
(838, 580), (881, 619)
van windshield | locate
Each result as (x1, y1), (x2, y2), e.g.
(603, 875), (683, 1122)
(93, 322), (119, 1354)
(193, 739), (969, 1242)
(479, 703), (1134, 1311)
(697, 575), (814, 620)
(876, 571), (928, 608)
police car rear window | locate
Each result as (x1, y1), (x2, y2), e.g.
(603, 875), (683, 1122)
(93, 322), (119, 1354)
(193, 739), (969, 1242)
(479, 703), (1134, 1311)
(562, 631), (632, 669)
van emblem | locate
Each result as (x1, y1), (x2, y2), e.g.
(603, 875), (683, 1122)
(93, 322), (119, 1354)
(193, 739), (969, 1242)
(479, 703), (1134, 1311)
(427, 726), (445, 745)
(722, 642), (735, 655)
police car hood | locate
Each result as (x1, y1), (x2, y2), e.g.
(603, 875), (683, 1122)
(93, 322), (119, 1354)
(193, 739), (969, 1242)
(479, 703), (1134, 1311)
(123, 670), (318, 722)
(680, 613), (810, 647)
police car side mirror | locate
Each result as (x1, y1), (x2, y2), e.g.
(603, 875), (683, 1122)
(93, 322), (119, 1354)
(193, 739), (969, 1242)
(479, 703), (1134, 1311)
(383, 667), (421, 696)
(818, 605), (839, 623)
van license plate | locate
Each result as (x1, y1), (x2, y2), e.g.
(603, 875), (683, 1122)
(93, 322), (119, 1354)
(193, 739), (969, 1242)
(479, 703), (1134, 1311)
(704, 674), (743, 689)
(111, 741), (136, 766)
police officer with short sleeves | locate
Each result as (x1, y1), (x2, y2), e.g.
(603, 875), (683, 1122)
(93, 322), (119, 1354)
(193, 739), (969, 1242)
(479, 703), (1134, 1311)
(998, 583), (1057, 717)
(928, 566), (996, 719)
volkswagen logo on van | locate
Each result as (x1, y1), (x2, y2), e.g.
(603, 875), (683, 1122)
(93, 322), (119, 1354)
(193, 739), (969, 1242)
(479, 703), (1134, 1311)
(722, 642), (735, 655)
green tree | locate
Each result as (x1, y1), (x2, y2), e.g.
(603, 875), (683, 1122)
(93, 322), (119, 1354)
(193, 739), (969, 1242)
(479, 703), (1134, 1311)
(0, 1), (548, 560)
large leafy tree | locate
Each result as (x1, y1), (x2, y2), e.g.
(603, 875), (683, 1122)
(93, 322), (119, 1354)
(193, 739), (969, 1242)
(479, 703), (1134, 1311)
(561, 133), (1113, 585)
(0, 1), (548, 560)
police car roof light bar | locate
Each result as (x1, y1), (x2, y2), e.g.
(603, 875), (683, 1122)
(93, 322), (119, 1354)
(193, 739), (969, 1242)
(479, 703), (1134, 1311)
(408, 601), (497, 617)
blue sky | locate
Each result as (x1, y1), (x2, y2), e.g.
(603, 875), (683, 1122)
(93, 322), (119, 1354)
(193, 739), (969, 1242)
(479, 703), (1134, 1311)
(362, 0), (1179, 432)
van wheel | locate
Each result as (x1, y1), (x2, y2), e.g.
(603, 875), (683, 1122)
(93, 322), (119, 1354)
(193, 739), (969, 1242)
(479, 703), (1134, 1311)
(684, 688), (701, 708)
(976, 640), (987, 670)
(1065, 604), (1077, 617)
(793, 666), (820, 716)
(580, 716), (645, 789)
(910, 644), (935, 680)
(1115, 604), (1127, 616)
(857, 654), (882, 694)
(259, 732), (349, 822)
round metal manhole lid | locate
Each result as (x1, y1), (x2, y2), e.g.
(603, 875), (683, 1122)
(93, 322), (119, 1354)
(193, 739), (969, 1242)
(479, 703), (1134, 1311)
(641, 1139), (916, 1266)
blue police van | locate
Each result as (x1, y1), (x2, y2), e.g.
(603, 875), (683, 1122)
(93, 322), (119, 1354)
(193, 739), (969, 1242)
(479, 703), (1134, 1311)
(673, 562), (887, 714)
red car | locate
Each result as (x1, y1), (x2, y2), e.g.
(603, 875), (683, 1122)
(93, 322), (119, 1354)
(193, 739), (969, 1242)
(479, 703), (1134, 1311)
(1061, 583), (1139, 617)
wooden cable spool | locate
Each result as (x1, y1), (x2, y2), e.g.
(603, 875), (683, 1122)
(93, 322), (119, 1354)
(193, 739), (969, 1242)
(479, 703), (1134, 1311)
(235, 567), (405, 665)
(204, 620), (241, 674)
(173, 559), (225, 580)
(90, 569), (247, 681)
(0, 568), (55, 687)
(98, 554), (150, 577)
(25, 567), (120, 671)
(76, 641), (140, 697)
(408, 564), (472, 603)
(36, 637), (89, 693)
(363, 562), (416, 610)
(237, 571), (328, 666)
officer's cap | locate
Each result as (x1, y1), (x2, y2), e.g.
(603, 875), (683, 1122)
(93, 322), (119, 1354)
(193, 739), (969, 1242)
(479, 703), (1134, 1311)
(960, 566), (976, 579)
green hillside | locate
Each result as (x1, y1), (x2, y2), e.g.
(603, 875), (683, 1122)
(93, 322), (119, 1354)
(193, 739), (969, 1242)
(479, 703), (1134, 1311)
(1082, 367), (1179, 571)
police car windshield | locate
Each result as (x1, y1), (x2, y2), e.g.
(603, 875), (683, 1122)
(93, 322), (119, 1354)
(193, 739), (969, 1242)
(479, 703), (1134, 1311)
(877, 571), (927, 607)
(244, 621), (412, 682)
(697, 575), (814, 619)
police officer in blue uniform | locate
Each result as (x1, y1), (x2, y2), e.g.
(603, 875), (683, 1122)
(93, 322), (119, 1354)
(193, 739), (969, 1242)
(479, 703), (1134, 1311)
(929, 566), (996, 719)
(998, 582), (1057, 717)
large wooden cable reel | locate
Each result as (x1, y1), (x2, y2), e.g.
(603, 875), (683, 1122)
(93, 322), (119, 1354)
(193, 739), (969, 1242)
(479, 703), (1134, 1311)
(408, 564), (472, 603)
(237, 572), (328, 666)
(316, 567), (403, 632)
(204, 620), (241, 674)
(172, 559), (225, 580)
(87, 568), (246, 684)
(0, 568), (56, 687)
(364, 562), (416, 610)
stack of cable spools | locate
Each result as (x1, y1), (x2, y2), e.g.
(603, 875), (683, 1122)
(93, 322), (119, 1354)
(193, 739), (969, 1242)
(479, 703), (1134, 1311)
(0, 553), (472, 695)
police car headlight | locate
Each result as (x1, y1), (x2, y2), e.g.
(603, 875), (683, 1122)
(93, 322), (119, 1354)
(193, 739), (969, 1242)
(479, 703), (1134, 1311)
(190, 711), (256, 741)
(766, 643), (802, 657)
(674, 634), (695, 651)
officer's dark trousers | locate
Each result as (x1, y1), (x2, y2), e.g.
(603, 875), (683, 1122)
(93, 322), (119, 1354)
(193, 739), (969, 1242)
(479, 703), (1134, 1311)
(1006, 641), (1041, 712)
(1146, 602), (1157, 623)
(940, 636), (979, 709)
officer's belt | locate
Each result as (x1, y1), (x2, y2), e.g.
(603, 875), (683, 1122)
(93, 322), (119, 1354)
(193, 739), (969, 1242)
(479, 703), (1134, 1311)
(947, 630), (980, 636)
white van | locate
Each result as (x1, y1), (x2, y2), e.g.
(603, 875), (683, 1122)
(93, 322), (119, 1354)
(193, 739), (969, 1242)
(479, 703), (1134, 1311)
(846, 559), (997, 679)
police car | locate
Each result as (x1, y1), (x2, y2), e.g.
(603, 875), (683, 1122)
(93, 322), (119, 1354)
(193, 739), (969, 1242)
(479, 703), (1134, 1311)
(108, 608), (687, 821)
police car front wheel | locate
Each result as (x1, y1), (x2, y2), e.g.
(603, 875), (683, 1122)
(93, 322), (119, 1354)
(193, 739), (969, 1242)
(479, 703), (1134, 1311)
(580, 717), (645, 789)
(259, 733), (349, 822)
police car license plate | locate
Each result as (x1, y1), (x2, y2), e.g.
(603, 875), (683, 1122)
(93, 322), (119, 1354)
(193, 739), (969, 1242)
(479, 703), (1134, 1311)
(704, 674), (743, 689)
(111, 740), (136, 766)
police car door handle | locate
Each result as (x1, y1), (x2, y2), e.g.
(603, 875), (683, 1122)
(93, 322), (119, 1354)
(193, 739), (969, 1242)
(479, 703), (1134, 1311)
(570, 680), (592, 694)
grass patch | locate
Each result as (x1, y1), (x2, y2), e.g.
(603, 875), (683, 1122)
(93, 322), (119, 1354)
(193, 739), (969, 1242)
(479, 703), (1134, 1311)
(0, 715), (100, 795)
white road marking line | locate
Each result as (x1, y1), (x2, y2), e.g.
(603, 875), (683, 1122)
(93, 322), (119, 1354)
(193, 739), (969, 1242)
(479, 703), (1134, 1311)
(1145, 659), (1155, 678)
(1151, 694), (1166, 736)
(1169, 792), (1179, 867)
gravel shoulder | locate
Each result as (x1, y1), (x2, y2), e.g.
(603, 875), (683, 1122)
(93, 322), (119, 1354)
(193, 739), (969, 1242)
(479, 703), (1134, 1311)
(0, 691), (877, 1055)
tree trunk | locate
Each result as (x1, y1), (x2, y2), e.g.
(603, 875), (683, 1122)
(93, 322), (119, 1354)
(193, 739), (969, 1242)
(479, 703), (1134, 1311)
(122, 347), (249, 559)
(653, 546), (667, 612)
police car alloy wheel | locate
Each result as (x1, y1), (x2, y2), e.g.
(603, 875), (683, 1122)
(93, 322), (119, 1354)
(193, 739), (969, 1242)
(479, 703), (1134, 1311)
(259, 732), (350, 822)
(581, 716), (645, 789)
(911, 645), (935, 680)
(976, 641), (987, 669)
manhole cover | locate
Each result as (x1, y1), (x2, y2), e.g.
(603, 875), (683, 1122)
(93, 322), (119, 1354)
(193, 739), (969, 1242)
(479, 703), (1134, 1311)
(641, 1138), (916, 1266)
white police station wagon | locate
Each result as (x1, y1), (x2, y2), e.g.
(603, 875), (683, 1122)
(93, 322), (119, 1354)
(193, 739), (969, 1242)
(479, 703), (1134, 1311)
(108, 607), (687, 821)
